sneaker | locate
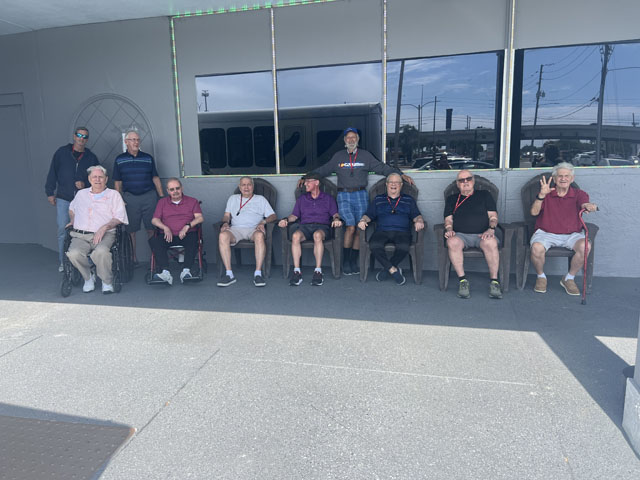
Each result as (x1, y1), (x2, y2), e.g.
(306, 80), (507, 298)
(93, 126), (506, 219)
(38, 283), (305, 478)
(311, 271), (324, 286)
(289, 271), (303, 286)
(58, 264), (64, 273)
(217, 274), (236, 287)
(342, 261), (353, 275)
(180, 268), (193, 283)
(350, 258), (360, 275)
(489, 280), (503, 299)
(376, 269), (390, 282)
(457, 279), (470, 299)
(153, 270), (173, 285)
(392, 268), (406, 286)
(102, 282), (114, 294)
(534, 277), (547, 293)
(254, 274), (266, 287)
(82, 273), (96, 293)
(560, 277), (580, 296)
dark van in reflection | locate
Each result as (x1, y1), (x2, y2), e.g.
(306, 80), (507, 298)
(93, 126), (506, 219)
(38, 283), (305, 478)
(197, 103), (382, 175)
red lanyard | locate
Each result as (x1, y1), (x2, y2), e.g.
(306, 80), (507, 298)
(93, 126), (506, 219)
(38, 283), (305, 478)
(237, 195), (253, 215)
(453, 193), (472, 214)
(348, 150), (358, 170)
(387, 195), (401, 213)
(72, 147), (84, 163)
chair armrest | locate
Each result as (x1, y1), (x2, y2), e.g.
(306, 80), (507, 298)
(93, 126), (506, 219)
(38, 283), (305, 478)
(498, 222), (517, 245)
(212, 221), (223, 237)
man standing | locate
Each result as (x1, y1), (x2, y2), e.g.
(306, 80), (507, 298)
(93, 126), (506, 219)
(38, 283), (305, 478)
(305, 128), (413, 276)
(149, 178), (204, 285)
(530, 162), (597, 295)
(279, 173), (342, 286)
(443, 170), (502, 299)
(45, 127), (99, 271)
(357, 173), (424, 285)
(113, 129), (164, 265)
(218, 176), (276, 287)
(67, 166), (128, 294)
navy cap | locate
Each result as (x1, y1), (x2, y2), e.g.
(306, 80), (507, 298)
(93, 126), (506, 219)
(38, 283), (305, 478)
(343, 127), (359, 136)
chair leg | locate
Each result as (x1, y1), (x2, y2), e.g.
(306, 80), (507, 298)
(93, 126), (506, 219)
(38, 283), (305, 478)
(443, 258), (451, 291)
(520, 256), (530, 290)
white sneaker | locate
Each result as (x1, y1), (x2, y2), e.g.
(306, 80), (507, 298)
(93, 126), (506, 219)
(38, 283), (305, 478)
(58, 264), (64, 273)
(82, 273), (96, 293)
(153, 269), (173, 285)
(102, 283), (114, 294)
(180, 268), (192, 283)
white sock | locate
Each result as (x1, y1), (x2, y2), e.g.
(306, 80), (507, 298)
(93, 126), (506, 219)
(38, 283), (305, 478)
(315, 268), (322, 273)
(537, 273), (546, 278)
(254, 270), (262, 277)
(182, 268), (190, 273)
(226, 270), (234, 278)
(294, 268), (301, 273)
(565, 273), (575, 281)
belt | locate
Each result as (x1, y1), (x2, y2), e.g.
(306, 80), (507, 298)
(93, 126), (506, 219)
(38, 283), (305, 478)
(73, 228), (94, 235)
(337, 186), (366, 193)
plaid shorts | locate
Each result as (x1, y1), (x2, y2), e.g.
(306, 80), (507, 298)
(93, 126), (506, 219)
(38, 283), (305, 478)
(337, 190), (368, 226)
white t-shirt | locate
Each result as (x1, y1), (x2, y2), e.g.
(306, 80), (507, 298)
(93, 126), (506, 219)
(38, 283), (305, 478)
(225, 194), (275, 228)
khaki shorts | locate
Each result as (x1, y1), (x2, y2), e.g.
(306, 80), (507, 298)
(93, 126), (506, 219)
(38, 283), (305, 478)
(227, 226), (259, 245)
(530, 229), (583, 251)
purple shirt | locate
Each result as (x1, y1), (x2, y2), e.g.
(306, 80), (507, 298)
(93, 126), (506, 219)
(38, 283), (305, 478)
(292, 191), (338, 225)
(153, 195), (202, 235)
(535, 187), (589, 234)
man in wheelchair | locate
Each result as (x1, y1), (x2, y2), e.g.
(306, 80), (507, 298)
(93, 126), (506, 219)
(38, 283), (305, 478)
(66, 165), (128, 294)
(148, 178), (204, 285)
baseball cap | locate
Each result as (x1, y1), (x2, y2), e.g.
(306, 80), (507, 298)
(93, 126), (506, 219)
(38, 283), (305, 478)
(343, 127), (359, 136)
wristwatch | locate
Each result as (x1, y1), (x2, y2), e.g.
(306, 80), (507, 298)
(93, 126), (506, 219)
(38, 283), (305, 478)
(489, 225), (496, 230)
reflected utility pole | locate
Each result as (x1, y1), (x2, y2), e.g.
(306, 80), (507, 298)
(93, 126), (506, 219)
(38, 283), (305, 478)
(392, 60), (405, 168)
(201, 90), (210, 112)
(595, 44), (612, 164)
(529, 65), (544, 164)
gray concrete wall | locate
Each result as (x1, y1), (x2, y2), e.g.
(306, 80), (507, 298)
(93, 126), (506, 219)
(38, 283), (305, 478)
(0, 1), (638, 277)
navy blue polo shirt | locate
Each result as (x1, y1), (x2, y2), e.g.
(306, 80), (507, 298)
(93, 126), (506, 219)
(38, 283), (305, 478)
(365, 193), (421, 232)
(112, 150), (158, 195)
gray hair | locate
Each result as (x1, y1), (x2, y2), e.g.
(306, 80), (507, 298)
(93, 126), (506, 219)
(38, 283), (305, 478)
(239, 176), (254, 186)
(166, 177), (182, 187)
(552, 162), (574, 177)
(124, 128), (140, 140)
(386, 173), (402, 183)
(87, 165), (107, 176)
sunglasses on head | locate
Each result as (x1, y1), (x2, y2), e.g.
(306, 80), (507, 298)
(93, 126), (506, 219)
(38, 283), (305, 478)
(75, 133), (89, 139)
(457, 176), (473, 183)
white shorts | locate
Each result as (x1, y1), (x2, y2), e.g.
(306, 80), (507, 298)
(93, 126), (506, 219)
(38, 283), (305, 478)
(530, 229), (584, 251)
(227, 226), (259, 245)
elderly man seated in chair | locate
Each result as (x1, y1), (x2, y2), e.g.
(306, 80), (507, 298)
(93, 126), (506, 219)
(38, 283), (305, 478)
(278, 173), (342, 287)
(218, 176), (276, 287)
(149, 178), (204, 285)
(443, 170), (502, 299)
(66, 165), (128, 294)
(357, 173), (424, 285)
(530, 162), (597, 295)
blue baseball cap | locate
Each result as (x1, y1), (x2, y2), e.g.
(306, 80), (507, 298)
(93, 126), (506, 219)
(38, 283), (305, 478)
(343, 127), (359, 136)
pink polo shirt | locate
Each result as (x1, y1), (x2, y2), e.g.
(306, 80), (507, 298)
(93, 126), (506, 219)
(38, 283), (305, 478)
(535, 187), (589, 234)
(69, 188), (128, 232)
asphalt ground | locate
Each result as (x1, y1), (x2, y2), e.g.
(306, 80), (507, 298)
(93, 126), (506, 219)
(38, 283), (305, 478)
(0, 244), (639, 479)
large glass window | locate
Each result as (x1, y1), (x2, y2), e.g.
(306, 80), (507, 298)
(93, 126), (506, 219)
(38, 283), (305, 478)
(276, 63), (383, 174)
(511, 41), (640, 168)
(387, 52), (503, 171)
(196, 71), (274, 174)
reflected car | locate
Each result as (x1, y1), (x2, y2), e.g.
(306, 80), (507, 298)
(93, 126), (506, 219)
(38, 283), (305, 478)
(596, 157), (636, 166)
(418, 160), (495, 170)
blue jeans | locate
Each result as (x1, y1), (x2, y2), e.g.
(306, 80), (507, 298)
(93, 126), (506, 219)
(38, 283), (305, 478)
(56, 198), (70, 265)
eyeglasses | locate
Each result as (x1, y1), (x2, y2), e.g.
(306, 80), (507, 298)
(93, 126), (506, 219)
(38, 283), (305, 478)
(167, 187), (181, 192)
(125, 138), (140, 142)
(75, 133), (89, 139)
(456, 176), (474, 183)
(387, 181), (402, 185)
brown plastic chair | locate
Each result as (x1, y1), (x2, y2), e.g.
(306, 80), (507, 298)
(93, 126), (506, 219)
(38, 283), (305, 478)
(515, 172), (598, 291)
(213, 178), (277, 278)
(280, 178), (343, 279)
(358, 178), (425, 284)
(433, 175), (516, 292)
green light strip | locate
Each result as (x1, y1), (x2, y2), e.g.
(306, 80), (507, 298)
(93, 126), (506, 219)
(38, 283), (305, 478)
(382, 0), (387, 164)
(171, 0), (337, 18)
(169, 18), (185, 177)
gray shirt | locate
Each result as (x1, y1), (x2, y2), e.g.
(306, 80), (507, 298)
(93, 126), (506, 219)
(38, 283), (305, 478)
(311, 148), (400, 189)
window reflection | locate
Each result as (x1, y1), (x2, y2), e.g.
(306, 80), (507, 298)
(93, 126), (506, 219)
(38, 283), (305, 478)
(196, 71), (274, 174)
(276, 63), (383, 174)
(387, 52), (502, 171)
(512, 41), (640, 168)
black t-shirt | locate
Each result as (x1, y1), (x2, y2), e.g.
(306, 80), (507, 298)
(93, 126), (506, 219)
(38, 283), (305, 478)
(443, 189), (496, 234)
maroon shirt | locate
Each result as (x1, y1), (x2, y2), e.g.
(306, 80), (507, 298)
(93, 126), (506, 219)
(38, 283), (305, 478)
(153, 195), (202, 235)
(535, 187), (589, 234)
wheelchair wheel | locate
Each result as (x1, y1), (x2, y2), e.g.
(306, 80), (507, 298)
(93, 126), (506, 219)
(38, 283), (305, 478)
(60, 278), (72, 297)
(113, 270), (122, 293)
(71, 268), (82, 287)
(201, 257), (208, 274)
(144, 271), (153, 284)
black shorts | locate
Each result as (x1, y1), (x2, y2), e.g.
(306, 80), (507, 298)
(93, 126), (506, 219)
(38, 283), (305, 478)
(291, 223), (331, 240)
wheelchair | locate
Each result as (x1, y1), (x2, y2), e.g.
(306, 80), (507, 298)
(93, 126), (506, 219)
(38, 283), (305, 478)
(145, 224), (207, 285)
(60, 224), (134, 297)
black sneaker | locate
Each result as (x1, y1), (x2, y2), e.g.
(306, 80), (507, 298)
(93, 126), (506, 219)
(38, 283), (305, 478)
(392, 268), (406, 285)
(342, 261), (353, 275)
(349, 258), (360, 275)
(376, 269), (390, 282)
(311, 271), (324, 286)
(217, 274), (236, 287)
(254, 274), (266, 287)
(289, 271), (303, 286)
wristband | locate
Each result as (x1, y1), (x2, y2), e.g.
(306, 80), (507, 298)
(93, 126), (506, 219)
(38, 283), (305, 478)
(536, 195), (544, 201)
